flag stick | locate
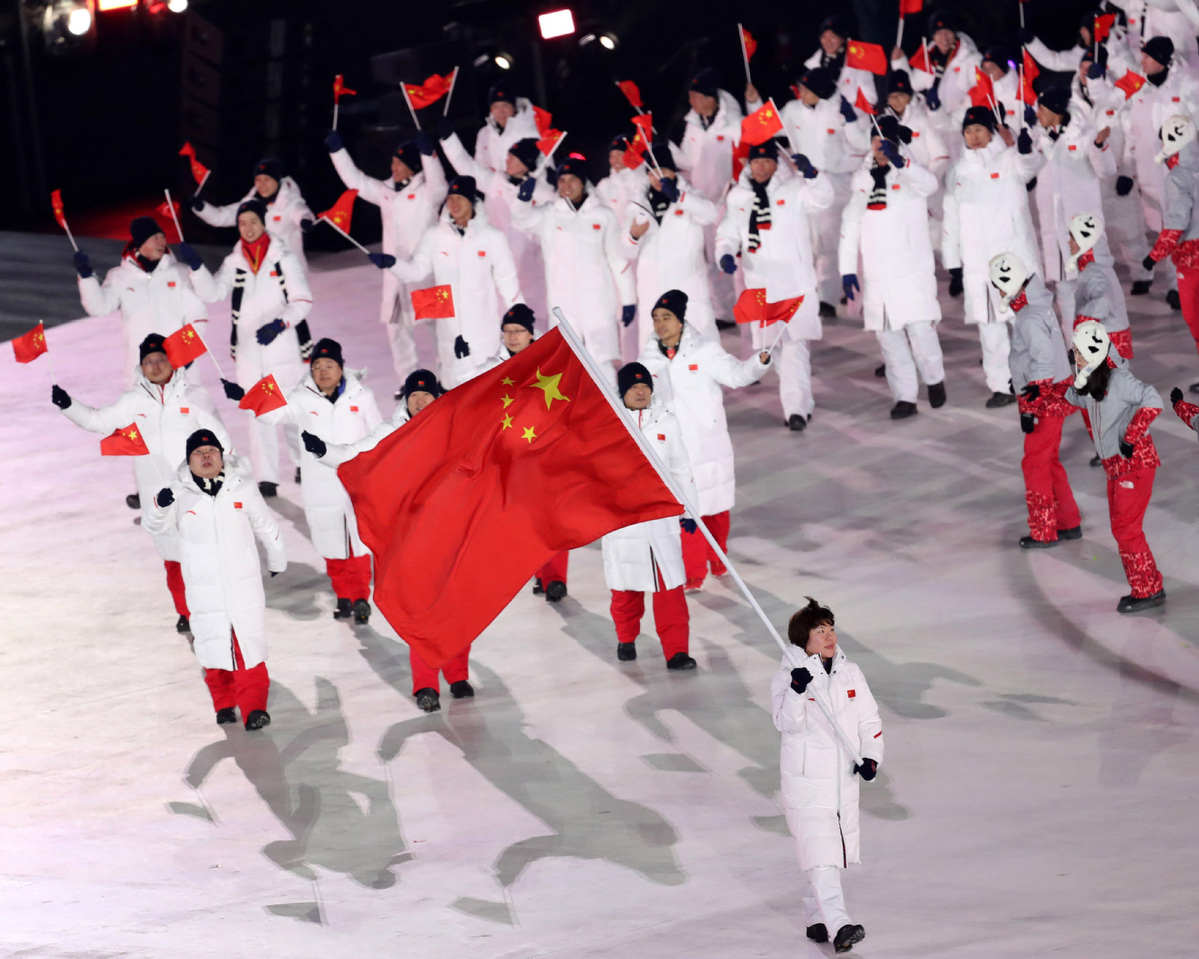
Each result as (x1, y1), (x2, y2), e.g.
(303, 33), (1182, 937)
(319, 215), (372, 255)
(333, 101), (339, 131)
(188, 322), (225, 379)
(400, 83), (422, 131)
(1019, 1), (1025, 30)
(737, 23), (752, 85)
(444, 66), (459, 116)
(987, 92), (1004, 129)
(896, 14), (905, 50)
(59, 217), (78, 253)
(552, 306), (864, 766)
(764, 320), (790, 355)
(163, 188), (185, 242)
(194, 169), (211, 199)
(41, 325), (58, 383)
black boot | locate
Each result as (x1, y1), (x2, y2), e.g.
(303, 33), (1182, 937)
(545, 580), (567, 603)
(531, 578), (544, 595)
(1190, 381), (1199, 396)
(294, 467), (301, 483)
(985, 391), (1016, 408)
(450, 680), (474, 698)
(258, 481), (278, 498)
(833, 924), (865, 953)
(244, 709), (271, 730)
(1130, 279), (1152, 295)
(1089, 454), (1103, 467)
(666, 652), (697, 670)
(1117, 589), (1166, 613)
(176, 615), (191, 634)
(806, 924), (828, 943)
(1056, 525), (1082, 541)
(818, 301), (837, 317)
(617, 641), (637, 661)
(126, 492), (141, 510)
(352, 598), (371, 624)
(415, 688), (441, 712)
(874, 363), (886, 377)
(332, 598), (353, 619)
(927, 381), (947, 408)
(1167, 289), (1181, 310)
(890, 401), (918, 419)
(215, 707), (237, 725)
(787, 413), (807, 431)
(1018, 535), (1060, 549)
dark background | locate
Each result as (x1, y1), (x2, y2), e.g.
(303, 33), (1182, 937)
(0, 0), (1094, 247)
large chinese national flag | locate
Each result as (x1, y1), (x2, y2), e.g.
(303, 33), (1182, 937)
(338, 328), (683, 665)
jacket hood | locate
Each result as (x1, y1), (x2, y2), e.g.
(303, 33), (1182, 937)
(300, 367), (368, 398)
(174, 452), (253, 490)
(439, 197), (493, 230)
(685, 88), (742, 127)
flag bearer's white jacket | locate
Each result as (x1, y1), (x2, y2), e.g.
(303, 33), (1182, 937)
(145, 455), (285, 671)
(673, 89), (744, 203)
(329, 147), (446, 325)
(942, 139), (1043, 324)
(601, 400), (696, 593)
(771, 648), (884, 871)
(191, 237), (312, 388)
(839, 159), (942, 331)
(473, 98), (541, 173)
(195, 177), (315, 270)
(804, 47), (881, 106)
(60, 371), (228, 562)
(716, 167), (834, 341)
(259, 370), (382, 559)
(637, 324), (770, 516)
(319, 398), (422, 468)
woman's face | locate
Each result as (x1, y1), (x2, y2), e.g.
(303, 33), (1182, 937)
(805, 622), (837, 659)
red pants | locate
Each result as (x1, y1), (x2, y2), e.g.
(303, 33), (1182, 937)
(164, 560), (189, 617)
(326, 554), (371, 601)
(1177, 263), (1199, 355)
(610, 570), (690, 660)
(1108, 467), (1163, 597)
(537, 551), (569, 585)
(682, 511), (731, 583)
(204, 632), (270, 718)
(409, 645), (470, 695)
(1022, 415), (1081, 541)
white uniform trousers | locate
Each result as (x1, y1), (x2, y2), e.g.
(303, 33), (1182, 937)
(876, 320), (944, 403)
(802, 865), (851, 933)
(385, 297), (420, 386)
(753, 325), (813, 420)
(978, 320), (1013, 394)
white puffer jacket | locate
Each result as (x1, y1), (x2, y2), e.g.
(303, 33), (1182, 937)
(601, 401), (696, 592)
(673, 89), (745, 203)
(771, 648), (884, 871)
(60, 372), (228, 562)
(195, 176), (315, 270)
(473, 98), (541, 174)
(637, 325), (770, 516)
(145, 456), (286, 670)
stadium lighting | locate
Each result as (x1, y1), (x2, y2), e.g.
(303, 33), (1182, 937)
(167, 0), (189, 12)
(538, 9), (575, 40)
(97, 0), (137, 9)
(599, 33), (617, 50)
(494, 52), (513, 70)
(66, 5), (92, 34)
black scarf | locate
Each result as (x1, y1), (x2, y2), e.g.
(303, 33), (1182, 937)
(747, 180), (772, 253)
(193, 470), (225, 498)
(867, 165), (890, 209)
(1148, 67), (1169, 87)
(393, 177), (412, 191)
(136, 254), (160, 273)
(821, 49), (845, 74)
(646, 185), (672, 224)
(698, 108), (718, 131)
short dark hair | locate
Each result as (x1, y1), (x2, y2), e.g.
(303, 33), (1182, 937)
(787, 596), (835, 648)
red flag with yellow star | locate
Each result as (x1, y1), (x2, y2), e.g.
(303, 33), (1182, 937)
(404, 72), (454, 109)
(338, 327), (683, 666)
(162, 323), (207, 369)
(411, 284), (455, 319)
(733, 289), (803, 327)
(238, 374), (288, 416)
(100, 424), (150, 456)
(846, 39), (887, 75)
(740, 103), (782, 146)
(318, 189), (358, 232)
(12, 322), (48, 364)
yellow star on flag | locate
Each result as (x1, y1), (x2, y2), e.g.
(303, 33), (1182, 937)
(522, 425), (537, 443)
(501, 414), (513, 430)
(501, 376), (514, 385)
(529, 367), (570, 410)
(501, 394), (514, 408)
(128, 429), (138, 440)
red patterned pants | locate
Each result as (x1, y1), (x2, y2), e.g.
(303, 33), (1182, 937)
(1108, 467), (1163, 597)
(682, 510), (731, 583)
(164, 560), (189, 617)
(1177, 263), (1199, 356)
(204, 632), (270, 718)
(410, 645), (470, 695)
(326, 554), (372, 601)
(1022, 415), (1081, 541)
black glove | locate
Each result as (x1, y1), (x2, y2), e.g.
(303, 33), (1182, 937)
(73, 251), (93, 278)
(301, 430), (327, 457)
(792, 153), (817, 179)
(1119, 438), (1135, 457)
(1020, 27), (1035, 46)
(854, 758), (878, 781)
(879, 139), (905, 168)
(220, 378), (245, 402)
(1142, 254), (1157, 271)
(1023, 104), (1037, 126)
(368, 252), (396, 269)
(189, 196), (206, 212)
(324, 129), (344, 153)
(839, 95), (857, 123)
(680, 517), (697, 534)
(270, 571), (278, 578)
(517, 177), (537, 202)
(256, 318), (287, 345)
(1017, 129), (1033, 155)
(925, 85), (941, 112)
(454, 335), (470, 359)
(1116, 175), (1134, 196)
(415, 130), (436, 156)
(300, 217), (316, 234)
(1026, 176), (1037, 192)
(1171, 387), (1184, 405)
(719, 254), (737, 275)
(790, 667), (813, 693)
(435, 115), (455, 141)
(621, 304), (637, 327)
(1021, 412), (1036, 434)
(948, 267), (963, 297)
(156, 487), (174, 508)
(175, 242), (203, 271)
(1087, 60), (1105, 80)
(842, 273), (860, 301)
(51, 384), (71, 409)
(659, 176), (680, 202)
(1021, 383), (1041, 403)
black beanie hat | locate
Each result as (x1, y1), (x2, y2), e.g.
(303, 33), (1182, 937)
(509, 138), (541, 170)
(236, 198), (268, 225)
(886, 70), (913, 96)
(394, 140), (423, 174)
(555, 155), (589, 182)
(818, 15), (848, 39)
(1038, 85), (1071, 117)
(653, 289), (688, 322)
(608, 134), (629, 154)
(875, 114), (913, 144)
(981, 46), (1012, 72)
(186, 429), (224, 459)
(927, 9), (956, 36)
(130, 216), (164, 249)
(310, 338), (344, 368)
(649, 144), (677, 173)
(401, 369), (444, 399)
(800, 67), (837, 101)
(787, 596), (835, 648)
(617, 362), (654, 398)
(487, 84), (516, 106)
(747, 139), (778, 161)
(447, 175), (478, 204)
(689, 68), (721, 98)
(502, 303), (535, 334)
(253, 157), (286, 183)
(139, 333), (167, 361)
(962, 105), (997, 132)
(1142, 36), (1174, 67)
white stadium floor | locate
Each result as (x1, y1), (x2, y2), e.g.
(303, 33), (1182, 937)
(2, 251), (1197, 957)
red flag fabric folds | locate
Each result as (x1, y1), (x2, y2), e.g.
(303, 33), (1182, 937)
(532, 105), (554, 137)
(617, 80), (643, 109)
(1115, 70), (1146, 99)
(404, 73), (454, 109)
(12, 322), (48, 364)
(854, 87), (877, 115)
(412, 285), (455, 319)
(333, 74), (357, 102)
(100, 424), (150, 457)
(741, 27), (757, 61)
(631, 113), (654, 148)
(733, 289), (803, 327)
(909, 44), (933, 74)
(50, 190), (67, 230)
(899, 0), (923, 14)
(969, 68), (996, 109)
(338, 328), (683, 665)
(238, 375), (288, 416)
(740, 103), (783, 145)
(178, 143), (209, 185)
(318, 189), (358, 232)
(163, 323), (207, 369)
(846, 40), (888, 75)
(1094, 13), (1116, 44)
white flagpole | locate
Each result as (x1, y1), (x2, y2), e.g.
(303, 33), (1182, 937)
(896, 15), (905, 50)
(319, 215), (373, 255)
(443, 67), (459, 116)
(400, 83), (423, 131)
(194, 169), (212, 199)
(40, 323), (58, 383)
(163, 188), (185, 242)
(737, 23), (753, 85)
(551, 306), (864, 767)
(186, 321), (225, 379)
(333, 101), (340, 131)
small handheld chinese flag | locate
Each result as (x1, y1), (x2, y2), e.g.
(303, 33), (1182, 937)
(969, 68), (996, 109)
(846, 40), (888, 75)
(178, 143), (209, 185)
(617, 80), (643, 109)
(855, 87), (877, 115)
(1115, 70), (1146, 99)
(50, 190), (68, 231)
(100, 424), (150, 457)
(909, 43), (933, 74)
(740, 103), (783, 146)
(404, 73), (454, 109)
(12, 322), (48, 364)
(899, 0), (923, 14)
(1094, 13), (1116, 44)
(622, 131), (648, 169)
(412, 285), (455, 319)
(733, 289), (803, 327)
(333, 74), (357, 103)
(538, 129), (564, 156)
(163, 323), (207, 369)
(318, 189), (358, 232)
(741, 27), (757, 61)
(632, 112), (654, 147)
(532, 105), (554, 137)
(238, 374), (288, 416)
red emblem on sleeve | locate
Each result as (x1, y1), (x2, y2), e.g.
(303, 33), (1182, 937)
(848, 689), (856, 699)
(234, 502), (243, 509)
(657, 433), (665, 441)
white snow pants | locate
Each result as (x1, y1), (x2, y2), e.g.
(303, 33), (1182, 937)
(876, 321), (944, 403)
(752, 325), (813, 420)
(978, 321), (1013, 394)
(802, 865), (851, 933)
